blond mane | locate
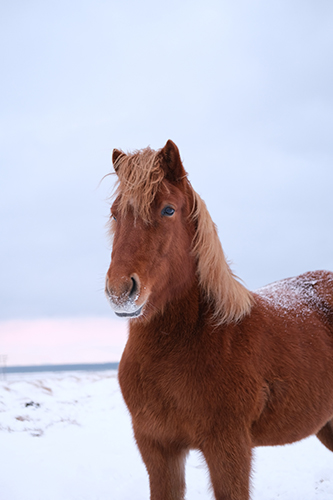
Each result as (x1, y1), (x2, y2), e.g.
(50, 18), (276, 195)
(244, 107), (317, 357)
(190, 190), (253, 325)
(113, 147), (165, 222)
(112, 147), (253, 324)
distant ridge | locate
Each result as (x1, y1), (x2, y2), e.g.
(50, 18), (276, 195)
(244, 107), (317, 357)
(4, 362), (119, 374)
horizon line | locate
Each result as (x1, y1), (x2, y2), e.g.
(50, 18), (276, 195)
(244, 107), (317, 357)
(2, 361), (120, 374)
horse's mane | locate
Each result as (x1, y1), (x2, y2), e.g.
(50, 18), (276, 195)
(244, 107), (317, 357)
(112, 147), (253, 325)
(191, 191), (254, 325)
(112, 147), (165, 222)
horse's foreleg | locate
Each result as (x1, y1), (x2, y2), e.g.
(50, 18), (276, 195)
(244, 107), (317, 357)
(134, 431), (188, 500)
(316, 418), (333, 452)
(201, 433), (252, 500)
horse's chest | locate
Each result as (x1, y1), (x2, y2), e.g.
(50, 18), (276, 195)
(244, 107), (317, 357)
(118, 356), (205, 444)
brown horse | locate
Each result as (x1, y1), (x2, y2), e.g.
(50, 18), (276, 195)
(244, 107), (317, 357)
(105, 140), (333, 500)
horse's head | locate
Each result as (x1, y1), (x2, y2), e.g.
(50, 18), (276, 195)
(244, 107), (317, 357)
(105, 140), (197, 320)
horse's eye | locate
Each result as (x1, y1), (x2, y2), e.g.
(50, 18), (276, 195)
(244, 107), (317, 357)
(161, 206), (175, 217)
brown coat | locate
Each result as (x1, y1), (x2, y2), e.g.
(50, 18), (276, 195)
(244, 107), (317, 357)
(106, 140), (333, 500)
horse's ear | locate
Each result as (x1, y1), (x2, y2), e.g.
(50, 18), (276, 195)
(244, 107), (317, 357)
(112, 149), (125, 173)
(159, 140), (186, 183)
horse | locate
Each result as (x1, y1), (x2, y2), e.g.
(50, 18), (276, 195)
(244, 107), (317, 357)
(105, 140), (333, 500)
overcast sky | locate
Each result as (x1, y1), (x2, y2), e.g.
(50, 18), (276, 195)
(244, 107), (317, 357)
(1, 0), (333, 324)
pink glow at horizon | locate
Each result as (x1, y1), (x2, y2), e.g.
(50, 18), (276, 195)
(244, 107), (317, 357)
(0, 317), (128, 366)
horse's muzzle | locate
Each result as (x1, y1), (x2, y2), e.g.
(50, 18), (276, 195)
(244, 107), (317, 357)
(114, 305), (143, 318)
(105, 274), (144, 318)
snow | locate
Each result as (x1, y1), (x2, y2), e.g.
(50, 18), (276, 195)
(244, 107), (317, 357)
(0, 370), (332, 499)
(255, 272), (333, 322)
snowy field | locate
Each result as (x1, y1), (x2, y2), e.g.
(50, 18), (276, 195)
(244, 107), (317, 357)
(0, 370), (333, 500)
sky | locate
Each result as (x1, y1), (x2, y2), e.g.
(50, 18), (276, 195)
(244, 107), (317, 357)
(1, 1), (333, 364)
(0, 317), (126, 366)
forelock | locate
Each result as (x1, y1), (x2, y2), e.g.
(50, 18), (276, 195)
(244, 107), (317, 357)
(113, 147), (165, 222)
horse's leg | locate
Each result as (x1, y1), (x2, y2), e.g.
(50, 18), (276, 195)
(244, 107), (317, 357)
(134, 431), (188, 500)
(316, 418), (333, 452)
(201, 434), (252, 500)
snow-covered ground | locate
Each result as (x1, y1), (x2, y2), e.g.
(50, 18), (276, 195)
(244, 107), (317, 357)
(0, 370), (332, 500)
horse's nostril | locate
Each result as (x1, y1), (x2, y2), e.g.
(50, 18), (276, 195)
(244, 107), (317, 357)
(129, 276), (138, 299)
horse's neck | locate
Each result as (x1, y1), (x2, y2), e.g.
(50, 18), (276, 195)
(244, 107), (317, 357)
(129, 280), (206, 347)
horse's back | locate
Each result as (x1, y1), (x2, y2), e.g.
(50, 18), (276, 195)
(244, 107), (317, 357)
(255, 270), (333, 326)
(307, 270), (333, 319)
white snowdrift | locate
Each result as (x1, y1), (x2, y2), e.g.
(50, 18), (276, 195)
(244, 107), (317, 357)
(0, 371), (332, 499)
